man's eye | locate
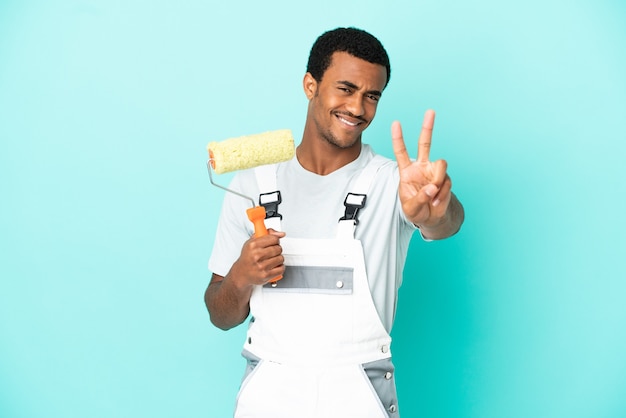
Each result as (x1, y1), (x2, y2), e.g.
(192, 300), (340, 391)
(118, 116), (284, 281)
(368, 95), (380, 102)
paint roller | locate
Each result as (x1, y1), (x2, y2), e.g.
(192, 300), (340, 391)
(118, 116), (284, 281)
(206, 129), (295, 239)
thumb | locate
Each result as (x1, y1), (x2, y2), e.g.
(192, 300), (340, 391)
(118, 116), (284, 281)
(423, 184), (439, 199)
(268, 228), (286, 238)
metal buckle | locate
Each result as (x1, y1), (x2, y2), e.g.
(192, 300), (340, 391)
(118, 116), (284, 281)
(259, 191), (282, 219)
(339, 193), (367, 224)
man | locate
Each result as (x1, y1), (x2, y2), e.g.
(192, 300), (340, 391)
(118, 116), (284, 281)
(206, 27), (464, 418)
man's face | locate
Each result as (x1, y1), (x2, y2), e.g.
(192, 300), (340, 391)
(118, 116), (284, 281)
(304, 51), (387, 149)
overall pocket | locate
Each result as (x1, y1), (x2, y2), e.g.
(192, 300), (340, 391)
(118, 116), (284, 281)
(361, 357), (400, 417)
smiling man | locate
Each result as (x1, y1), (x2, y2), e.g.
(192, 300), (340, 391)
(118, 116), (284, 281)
(205, 27), (464, 418)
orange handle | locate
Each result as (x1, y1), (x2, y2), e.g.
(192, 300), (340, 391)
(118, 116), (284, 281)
(246, 206), (282, 283)
(246, 206), (268, 238)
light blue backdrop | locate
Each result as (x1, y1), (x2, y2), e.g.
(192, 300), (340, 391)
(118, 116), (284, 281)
(1, 1), (625, 417)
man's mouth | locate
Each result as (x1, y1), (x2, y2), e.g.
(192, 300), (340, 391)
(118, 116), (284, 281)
(335, 113), (366, 127)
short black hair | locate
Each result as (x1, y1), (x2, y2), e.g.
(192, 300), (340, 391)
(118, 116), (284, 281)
(306, 27), (391, 89)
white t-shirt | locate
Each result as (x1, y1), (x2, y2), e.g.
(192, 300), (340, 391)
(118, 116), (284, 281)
(208, 144), (418, 332)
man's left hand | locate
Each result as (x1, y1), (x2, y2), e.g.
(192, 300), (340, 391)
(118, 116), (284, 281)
(391, 109), (453, 229)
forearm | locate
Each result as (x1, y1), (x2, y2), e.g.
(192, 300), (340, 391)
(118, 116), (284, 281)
(206, 230), (286, 329)
(418, 193), (465, 240)
(204, 272), (253, 330)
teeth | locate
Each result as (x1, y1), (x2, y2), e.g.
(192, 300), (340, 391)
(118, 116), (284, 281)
(338, 116), (358, 126)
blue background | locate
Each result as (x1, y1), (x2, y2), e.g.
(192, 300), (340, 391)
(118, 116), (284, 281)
(1, 1), (625, 417)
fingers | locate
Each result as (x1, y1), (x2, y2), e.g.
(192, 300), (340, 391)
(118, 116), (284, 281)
(432, 175), (452, 208)
(393, 110), (436, 168)
(431, 159), (448, 188)
(425, 162), (450, 207)
(417, 109), (435, 163)
(403, 175), (453, 224)
(391, 121), (412, 170)
(253, 233), (284, 266)
(241, 233), (285, 283)
(262, 229), (285, 273)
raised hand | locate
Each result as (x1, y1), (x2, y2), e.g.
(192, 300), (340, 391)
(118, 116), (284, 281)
(391, 109), (454, 230)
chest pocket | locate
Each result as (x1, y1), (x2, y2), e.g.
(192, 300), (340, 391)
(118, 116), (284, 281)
(263, 265), (354, 294)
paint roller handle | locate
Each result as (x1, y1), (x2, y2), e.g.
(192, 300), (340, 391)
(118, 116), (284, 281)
(246, 206), (268, 238)
(245, 206), (283, 283)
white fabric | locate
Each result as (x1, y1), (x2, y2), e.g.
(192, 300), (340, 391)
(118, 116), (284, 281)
(243, 237), (392, 367)
(234, 153), (395, 417)
(208, 144), (418, 332)
(235, 361), (388, 418)
(255, 154), (390, 241)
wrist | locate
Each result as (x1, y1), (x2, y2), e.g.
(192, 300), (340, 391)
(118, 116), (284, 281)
(416, 195), (464, 240)
(225, 263), (255, 294)
(415, 210), (448, 232)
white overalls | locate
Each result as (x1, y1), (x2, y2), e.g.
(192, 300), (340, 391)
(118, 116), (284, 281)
(234, 157), (399, 418)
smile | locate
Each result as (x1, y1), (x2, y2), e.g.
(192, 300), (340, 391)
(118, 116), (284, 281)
(336, 114), (363, 127)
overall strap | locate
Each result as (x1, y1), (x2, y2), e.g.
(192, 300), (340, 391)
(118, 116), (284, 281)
(336, 155), (392, 240)
(254, 164), (283, 231)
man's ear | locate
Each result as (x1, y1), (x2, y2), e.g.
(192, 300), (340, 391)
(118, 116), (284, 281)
(303, 72), (317, 100)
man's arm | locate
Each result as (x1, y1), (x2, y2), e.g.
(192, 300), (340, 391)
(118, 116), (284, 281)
(205, 273), (253, 330)
(205, 230), (286, 330)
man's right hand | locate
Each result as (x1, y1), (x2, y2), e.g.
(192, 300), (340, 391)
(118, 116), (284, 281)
(230, 229), (286, 289)
(205, 229), (286, 330)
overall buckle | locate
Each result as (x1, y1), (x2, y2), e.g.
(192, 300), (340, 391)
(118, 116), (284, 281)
(339, 193), (367, 225)
(259, 191), (282, 219)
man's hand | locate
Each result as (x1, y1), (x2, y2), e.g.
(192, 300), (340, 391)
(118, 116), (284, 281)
(229, 229), (286, 289)
(205, 229), (286, 330)
(392, 110), (461, 236)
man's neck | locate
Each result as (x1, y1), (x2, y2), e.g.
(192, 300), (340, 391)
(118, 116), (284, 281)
(296, 134), (362, 176)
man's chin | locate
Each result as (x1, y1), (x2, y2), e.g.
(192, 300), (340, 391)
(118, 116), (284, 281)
(325, 136), (361, 150)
